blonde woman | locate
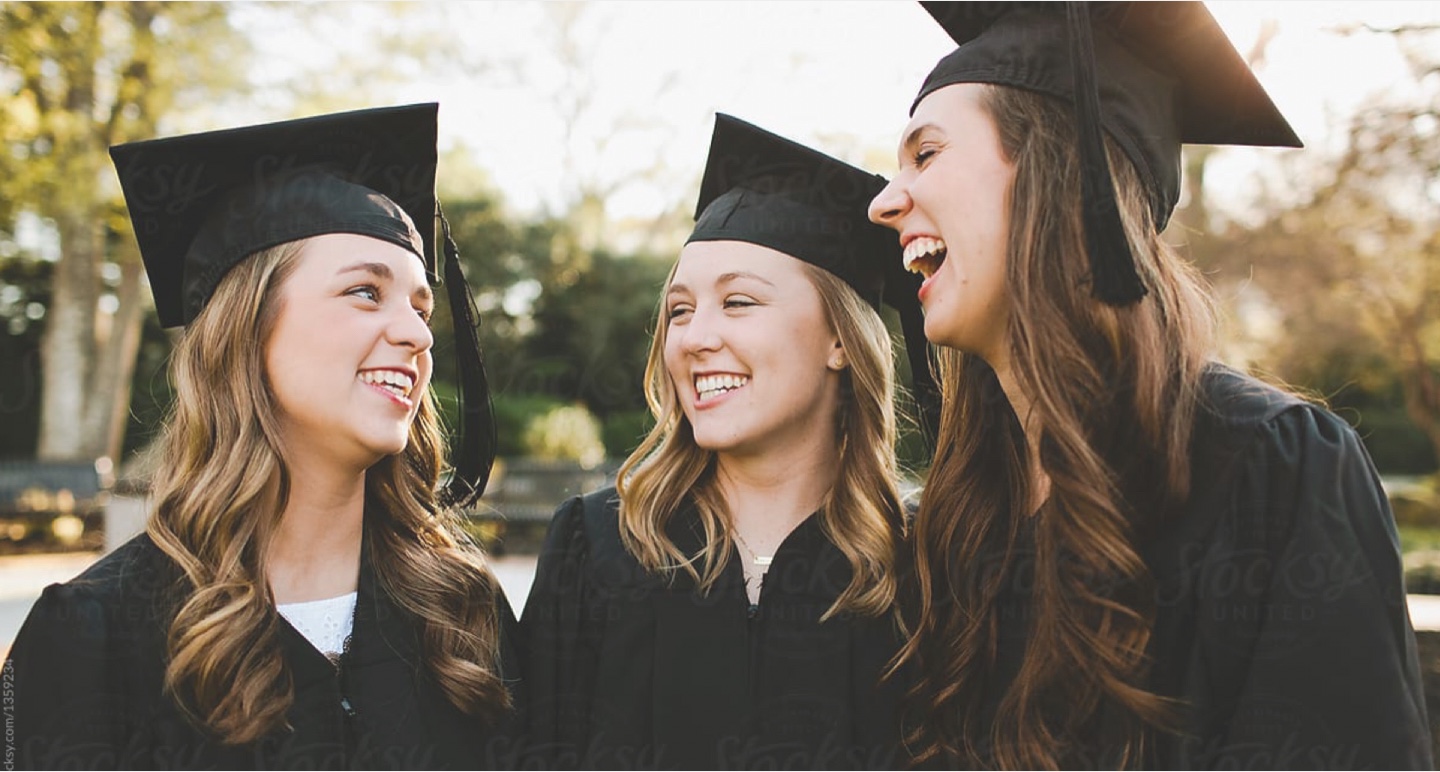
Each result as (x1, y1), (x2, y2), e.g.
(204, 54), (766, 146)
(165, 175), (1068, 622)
(6, 105), (520, 768)
(520, 114), (930, 770)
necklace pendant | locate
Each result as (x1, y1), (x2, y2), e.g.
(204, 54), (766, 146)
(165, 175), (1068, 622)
(753, 555), (773, 567)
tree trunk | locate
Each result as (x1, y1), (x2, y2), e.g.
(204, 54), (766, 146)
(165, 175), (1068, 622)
(83, 255), (147, 462)
(37, 211), (102, 460)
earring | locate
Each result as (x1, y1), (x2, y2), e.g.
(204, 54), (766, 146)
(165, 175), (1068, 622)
(830, 355), (846, 370)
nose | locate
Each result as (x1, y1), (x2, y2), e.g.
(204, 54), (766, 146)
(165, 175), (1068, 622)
(388, 305), (435, 354)
(676, 305), (723, 356)
(868, 176), (911, 229)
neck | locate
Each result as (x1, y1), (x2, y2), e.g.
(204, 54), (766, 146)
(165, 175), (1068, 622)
(715, 440), (835, 554)
(268, 454), (366, 604)
(992, 354), (1050, 513)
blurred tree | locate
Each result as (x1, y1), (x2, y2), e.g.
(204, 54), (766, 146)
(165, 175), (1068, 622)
(0, 255), (48, 458)
(1182, 21), (1440, 474)
(0, 1), (248, 462)
(523, 403), (606, 469)
(522, 248), (671, 419)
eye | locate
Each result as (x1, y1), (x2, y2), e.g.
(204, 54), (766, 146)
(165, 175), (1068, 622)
(913, 146), (937, 167)
(347, 284), (381, 303)
(415, 305), (434, 324)
(723, 295), (757, 310)
(667, 303), (693, 321)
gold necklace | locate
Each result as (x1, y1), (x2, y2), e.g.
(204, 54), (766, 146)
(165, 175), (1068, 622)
(731, 529), (773, 567)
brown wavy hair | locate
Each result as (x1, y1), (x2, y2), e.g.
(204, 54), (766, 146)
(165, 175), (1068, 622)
(617, 260), (905, 619)
(145, 239), (510, 744)
(895, 85), (1217, 767)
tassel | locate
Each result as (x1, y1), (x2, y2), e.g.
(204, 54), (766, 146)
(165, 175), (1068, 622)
(900, 294), (941, 449)
(438, 205), (496, 509)
(1066, 1), (1147, 306)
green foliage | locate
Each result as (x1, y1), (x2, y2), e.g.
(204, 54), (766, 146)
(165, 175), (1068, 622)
(490, 393), (566, 458)
(1394, 477), (1440, 530)
(1281, 350), (1440, 475)
(601, 409), (654, 460)
(119, 311), (174, 459)
(0, 257), (49, 458)
(522, 403), (606, 469)
(521, 248), (670, 418)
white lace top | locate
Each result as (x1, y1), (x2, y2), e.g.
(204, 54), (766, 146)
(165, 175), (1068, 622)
(277, 591), (357, 659)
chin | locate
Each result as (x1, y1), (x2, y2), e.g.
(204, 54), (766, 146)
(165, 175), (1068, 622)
(923, 317), (974, 353)
(361, 432), (411, 461)
(689, 426), (740, 454)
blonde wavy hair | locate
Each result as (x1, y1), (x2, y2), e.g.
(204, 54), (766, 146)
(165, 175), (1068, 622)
(617, 259), (904, 619)
(145, 239), (510, 744)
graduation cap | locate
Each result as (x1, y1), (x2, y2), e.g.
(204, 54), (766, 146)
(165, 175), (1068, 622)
(109, 103), (495, 507)
(915, 1), (1302, 305)
(687, 113), (939, 441)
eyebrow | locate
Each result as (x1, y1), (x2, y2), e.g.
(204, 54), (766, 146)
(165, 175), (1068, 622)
(666, 270), (776, 298)
(901, 122), (942, 155)
(717, 271), (775, 288)
(338, 261), (434, 302)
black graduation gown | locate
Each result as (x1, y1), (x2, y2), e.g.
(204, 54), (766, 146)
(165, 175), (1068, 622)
(520, 488), (908, 770)
(5, 531), (524, 770)
(974, 365), (1432, 769)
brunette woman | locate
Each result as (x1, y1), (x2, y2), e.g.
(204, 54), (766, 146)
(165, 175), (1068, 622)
(869, 3), (1431, 768)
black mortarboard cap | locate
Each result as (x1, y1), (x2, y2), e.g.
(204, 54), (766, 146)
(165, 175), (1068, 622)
(687, 113), (939, 440)
(110, 103), (494, 507)
(915, 1), (1302, 305)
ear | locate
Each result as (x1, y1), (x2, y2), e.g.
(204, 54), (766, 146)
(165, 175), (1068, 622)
(827, 339), (847, 371)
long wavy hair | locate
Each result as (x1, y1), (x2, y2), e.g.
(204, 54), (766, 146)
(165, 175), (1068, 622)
(617, 260), (904, 619)
(145, 239), (510, 744)
(896, 85), (1217, 768)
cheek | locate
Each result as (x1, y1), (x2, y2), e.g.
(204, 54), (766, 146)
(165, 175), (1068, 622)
(662, 337), (685, 380)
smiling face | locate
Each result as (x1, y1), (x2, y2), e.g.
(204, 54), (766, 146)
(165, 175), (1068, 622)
(662, 240), (845, 461)
(263, 233), (435, 473)
(868, 83), (1016, 362)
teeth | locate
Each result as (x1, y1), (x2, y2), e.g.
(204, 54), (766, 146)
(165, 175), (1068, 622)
(359, 370), (414, 398)
(694, 374), (749, 400)
(902, 237), (948, 275)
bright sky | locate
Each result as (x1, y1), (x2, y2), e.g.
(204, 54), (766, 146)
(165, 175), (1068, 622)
(235, 1), (1440, 225)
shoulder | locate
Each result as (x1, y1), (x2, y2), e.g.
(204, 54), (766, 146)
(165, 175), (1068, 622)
(1195, 363), (1310, 436)
(1192, 363), (1363, 484)
(10, 535), (174, 669)
(1183, 364), (1394, 553)
(538, 485), (620, 550)
(39, 533), (175, 612)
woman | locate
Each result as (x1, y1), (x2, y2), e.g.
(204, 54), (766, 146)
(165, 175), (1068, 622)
(868, 3), (1431, 769)
(6, 104), (521, 769)
(520, 113), (929, 770)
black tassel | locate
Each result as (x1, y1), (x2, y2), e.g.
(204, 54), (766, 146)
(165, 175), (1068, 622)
(899, 295), (941, 450)
(438, 205), (496, 509)
(1066, 1), (1147, 306)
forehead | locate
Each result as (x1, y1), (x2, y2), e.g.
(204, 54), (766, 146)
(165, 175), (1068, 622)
(903, 83), (991, 139)
(293, 233), (429, 285)
(671, 240), (812, 288)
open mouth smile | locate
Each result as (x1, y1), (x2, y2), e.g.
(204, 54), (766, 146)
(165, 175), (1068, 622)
(903, 236), (948, 279)
(694, 373), (749, 403)
(359, 368), (417, 407)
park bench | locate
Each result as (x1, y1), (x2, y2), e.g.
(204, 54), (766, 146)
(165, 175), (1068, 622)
(468, 457), (618, 554)
(0, 458), (113, 549)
